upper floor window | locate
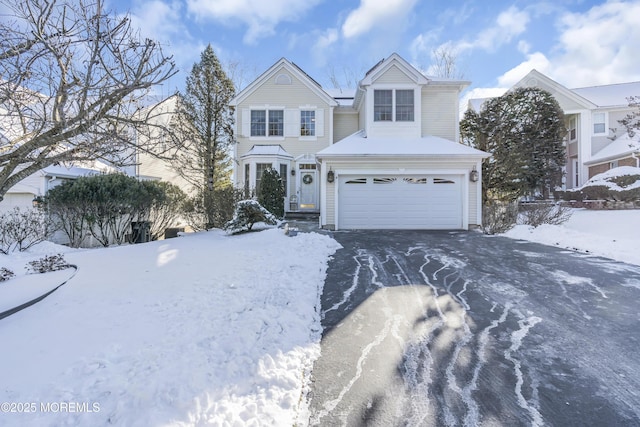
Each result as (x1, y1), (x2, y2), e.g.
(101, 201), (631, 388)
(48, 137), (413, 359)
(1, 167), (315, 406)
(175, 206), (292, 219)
(395, 90), (414, 121)
(268, 110), (284, 136)
(373, 89), (414, 122)
(251, 110), (283, 137)
(301, 110), (315, 136)
(593, 112), (606, 134)
(374, 90), (393, 121)
(568, 117), (577, 141)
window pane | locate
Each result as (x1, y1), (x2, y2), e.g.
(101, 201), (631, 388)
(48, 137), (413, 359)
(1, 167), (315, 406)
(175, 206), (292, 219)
(396, 89), (414, 121)
(374, 90), (392, 121)
(251, 110), (266, 136)
(279, 164), (288, 196)
(593, 113), (605, 134)
(256, 163), (271, 192)
(269, 110), (284, 136)
(301, 110), (315, 136)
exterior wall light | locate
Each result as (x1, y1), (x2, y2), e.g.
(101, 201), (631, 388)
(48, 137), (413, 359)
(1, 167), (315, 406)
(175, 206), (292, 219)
(470, 167), (479, 183)
(327, 168), (335, 183)
(32, 195), (44, 208)
(291, 169), (296, 176)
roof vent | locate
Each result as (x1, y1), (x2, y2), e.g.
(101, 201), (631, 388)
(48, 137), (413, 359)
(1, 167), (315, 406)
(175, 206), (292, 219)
(275, 73), (292, 85)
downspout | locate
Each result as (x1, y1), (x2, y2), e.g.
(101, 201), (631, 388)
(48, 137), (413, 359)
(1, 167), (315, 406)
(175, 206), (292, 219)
(633, 151), (640, 168)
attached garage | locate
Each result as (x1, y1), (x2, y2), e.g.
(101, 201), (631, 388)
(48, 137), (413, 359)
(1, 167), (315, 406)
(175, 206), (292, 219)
(317, 132), (490, 230)
(338, 175), (463, 229)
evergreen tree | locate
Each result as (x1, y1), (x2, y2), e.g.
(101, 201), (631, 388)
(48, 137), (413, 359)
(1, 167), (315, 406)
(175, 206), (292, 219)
(258, 168), (285, 218)
(619, 96), (640, 137)
(174, 45), (236, 228)
(461, 87), (566, 202)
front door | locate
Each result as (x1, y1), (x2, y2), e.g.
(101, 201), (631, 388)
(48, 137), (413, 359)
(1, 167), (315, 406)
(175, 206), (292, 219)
(299, 166), (318, 211)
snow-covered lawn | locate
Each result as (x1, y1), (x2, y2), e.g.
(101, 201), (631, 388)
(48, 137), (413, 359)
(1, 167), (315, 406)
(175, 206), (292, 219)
(503, 208), (640, 266)
(0, 228), (341, 426)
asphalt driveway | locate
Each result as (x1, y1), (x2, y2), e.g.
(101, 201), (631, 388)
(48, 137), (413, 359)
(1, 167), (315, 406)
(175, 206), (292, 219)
(307, 230), (640, 427)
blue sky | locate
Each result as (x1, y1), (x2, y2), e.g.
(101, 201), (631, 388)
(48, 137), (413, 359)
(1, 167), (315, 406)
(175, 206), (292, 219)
(110, 0), (640, 102)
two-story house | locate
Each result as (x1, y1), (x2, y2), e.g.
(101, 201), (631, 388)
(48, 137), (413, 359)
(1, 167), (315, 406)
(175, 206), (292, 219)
(470, 70), (640, 190)
(231, 53), (489, 230)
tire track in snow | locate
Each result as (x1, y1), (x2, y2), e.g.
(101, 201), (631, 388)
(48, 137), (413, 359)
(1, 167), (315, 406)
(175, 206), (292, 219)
(504, 312), (544, 427)
(311, 303), (402, 426)
(322, 250), (365, 317)
(401, 251), (449, 427)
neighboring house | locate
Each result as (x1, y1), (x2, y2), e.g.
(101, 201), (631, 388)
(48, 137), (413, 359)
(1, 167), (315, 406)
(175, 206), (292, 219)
(469, 70), (640, 190)
(126, 95), (198, 198)
(0, 161), (116, 214)
(231, 53), (489, 230)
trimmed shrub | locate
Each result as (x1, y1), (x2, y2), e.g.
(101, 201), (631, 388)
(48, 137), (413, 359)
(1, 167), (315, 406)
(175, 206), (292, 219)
(26, 254), (71, 274)
(482, 200), (518, 235)
(257, 168), (285, 218)
(224, 200), (277, 234)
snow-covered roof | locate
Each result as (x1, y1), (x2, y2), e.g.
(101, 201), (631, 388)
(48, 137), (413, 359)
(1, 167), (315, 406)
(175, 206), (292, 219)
(317, 130), (489, 158)
(324, 88), (356, 107)
(467, 98), (489, 113)
(571, 81), (640, 108)
(586, 133), (640, 165)
(240, 144), (293, 159)
(41, 164), (113, 179)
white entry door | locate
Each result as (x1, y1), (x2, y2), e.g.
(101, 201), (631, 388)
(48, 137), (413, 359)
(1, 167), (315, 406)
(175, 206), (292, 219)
(338, 175), (463, 229)
(299, 169), (318, 210)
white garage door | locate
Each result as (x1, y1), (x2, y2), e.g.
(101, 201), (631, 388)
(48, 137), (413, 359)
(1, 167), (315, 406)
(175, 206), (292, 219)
(338, 175), (463, 229)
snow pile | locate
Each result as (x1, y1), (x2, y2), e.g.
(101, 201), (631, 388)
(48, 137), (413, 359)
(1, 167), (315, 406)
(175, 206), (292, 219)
(503, 209), (640, 266)
(0, 228), (341, 426)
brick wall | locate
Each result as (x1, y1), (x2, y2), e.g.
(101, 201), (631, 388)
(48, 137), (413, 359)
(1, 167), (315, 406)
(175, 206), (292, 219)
(588, 163), (610, 179)
(619, 157), (638, 167)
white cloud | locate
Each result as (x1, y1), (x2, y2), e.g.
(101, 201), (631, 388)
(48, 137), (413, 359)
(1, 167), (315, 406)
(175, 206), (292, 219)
(342, 0), (419, 39)
(186, 0), (323, 44)
(459, 87), (508, 116)
(548, 0), (640, 86)
(469, 6), (530, 52)
(497, 52), (551, 87)
(492, 0), (640, 90)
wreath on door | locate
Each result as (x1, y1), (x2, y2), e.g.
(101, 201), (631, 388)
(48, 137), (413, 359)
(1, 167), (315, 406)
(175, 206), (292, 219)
(302, 174), (313, 184)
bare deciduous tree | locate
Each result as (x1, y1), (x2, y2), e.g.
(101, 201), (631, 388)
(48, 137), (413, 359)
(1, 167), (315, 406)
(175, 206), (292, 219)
(0, 0), (177, 202)
(429, 45), (466, 79)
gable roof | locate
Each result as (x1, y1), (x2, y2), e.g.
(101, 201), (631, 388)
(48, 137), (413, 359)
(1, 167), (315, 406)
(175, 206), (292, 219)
(229, 58), (338, 108)
(512, 69), (596, 110)
(359, 53), (430, 87)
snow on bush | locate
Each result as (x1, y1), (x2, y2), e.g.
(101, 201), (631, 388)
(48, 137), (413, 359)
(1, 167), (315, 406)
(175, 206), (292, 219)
(26, 254), (72, 274)
(559, 166), (640, 201)
(224, 200), (277, 234)
(0, 267), (15, 282)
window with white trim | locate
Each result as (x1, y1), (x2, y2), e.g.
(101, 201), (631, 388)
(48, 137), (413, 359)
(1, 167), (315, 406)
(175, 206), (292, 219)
(395, 90), (414, 121)
(373, 89), (414, 122)
(593, 112), (606, 134)
(374, 90), (393, 121)
(301, 110), (315, 136)
(568, 117), (577, 141)
(256, 163), (271, 192)
(250, 110), (284, 137)
(279, 164), (288, 196)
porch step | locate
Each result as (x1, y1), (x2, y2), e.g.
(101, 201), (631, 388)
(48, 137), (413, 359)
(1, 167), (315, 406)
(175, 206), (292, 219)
(284, 211), (319, 220)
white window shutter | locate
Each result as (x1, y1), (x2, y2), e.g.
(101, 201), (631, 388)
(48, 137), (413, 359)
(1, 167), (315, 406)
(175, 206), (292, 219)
(285, 109), (299, 137)
(316, 109), (324, 137)
(241, 109), (250, 137)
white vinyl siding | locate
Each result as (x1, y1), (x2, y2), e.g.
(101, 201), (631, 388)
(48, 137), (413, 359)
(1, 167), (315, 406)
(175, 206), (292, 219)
(372, 64), (415, 85)
(421, 87), (458, 140)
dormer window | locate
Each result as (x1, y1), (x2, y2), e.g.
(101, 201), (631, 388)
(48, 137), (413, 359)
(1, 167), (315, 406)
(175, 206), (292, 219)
(395, 90), (414, 121)
(373, 89), (414, 122)
(374, 90), (393, 121)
